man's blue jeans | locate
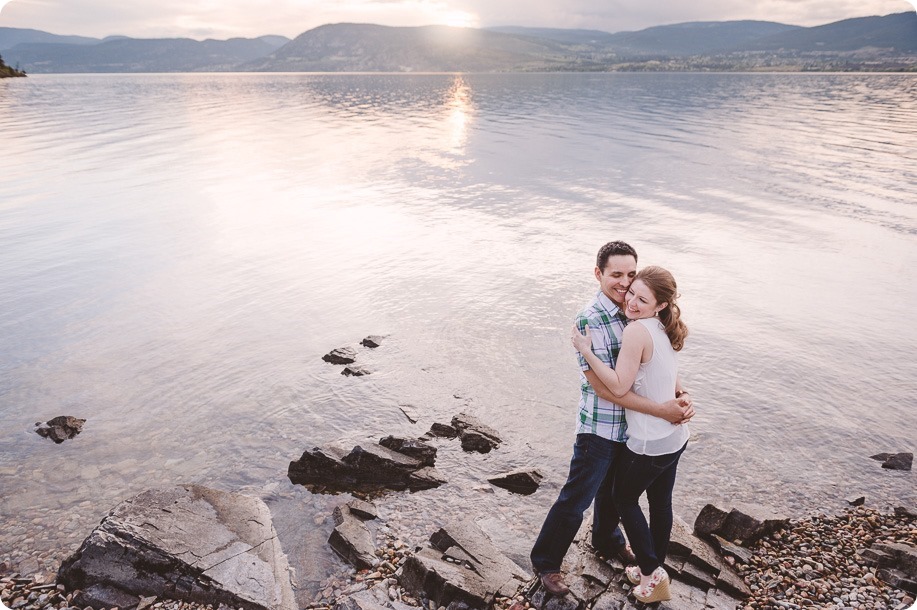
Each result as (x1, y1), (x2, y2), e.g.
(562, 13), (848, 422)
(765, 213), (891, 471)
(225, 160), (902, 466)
(530, 434), (627, 574)
(613, 442), (687, 576)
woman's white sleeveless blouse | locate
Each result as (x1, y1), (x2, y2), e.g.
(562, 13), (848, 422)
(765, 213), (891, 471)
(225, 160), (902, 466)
(626, 317), (690, 456)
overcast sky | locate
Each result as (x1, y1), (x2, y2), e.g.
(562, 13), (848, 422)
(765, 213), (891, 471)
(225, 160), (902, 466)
(1, 0), (914, 40)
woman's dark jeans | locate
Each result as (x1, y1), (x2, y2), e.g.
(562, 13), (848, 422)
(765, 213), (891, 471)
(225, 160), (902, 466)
(530, 434), (628, 574)
(613, 442), (688, 576)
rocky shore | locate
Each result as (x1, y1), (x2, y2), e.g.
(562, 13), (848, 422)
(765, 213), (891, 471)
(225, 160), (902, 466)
(4, 340), (915, 610)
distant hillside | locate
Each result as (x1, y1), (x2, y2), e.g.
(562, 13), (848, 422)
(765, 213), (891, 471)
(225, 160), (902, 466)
(3, 33), (290, 73)
(604, 21), (801, 56)
(740, 11), (917, 53)
(4, 12), (916, 74)
(247, 23), (580, 72)
(0, 27), (99, 50)
(485, 26), (617, 47)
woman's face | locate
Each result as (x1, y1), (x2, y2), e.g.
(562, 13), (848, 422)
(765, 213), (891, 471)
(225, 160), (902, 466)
(624, 279), (666, 319)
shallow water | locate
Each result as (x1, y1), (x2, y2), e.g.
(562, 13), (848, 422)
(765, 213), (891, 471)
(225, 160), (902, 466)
(1, 72), (915, 599)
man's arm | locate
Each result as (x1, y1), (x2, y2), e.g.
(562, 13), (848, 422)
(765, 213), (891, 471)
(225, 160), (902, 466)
(583, 369), (694, 424)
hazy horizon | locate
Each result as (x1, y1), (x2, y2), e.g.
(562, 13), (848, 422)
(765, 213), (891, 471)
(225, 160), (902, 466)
(1, 0), (914, 42)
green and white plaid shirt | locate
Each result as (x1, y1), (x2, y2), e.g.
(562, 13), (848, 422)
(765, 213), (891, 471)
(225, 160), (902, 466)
(575, 290), (628, 442)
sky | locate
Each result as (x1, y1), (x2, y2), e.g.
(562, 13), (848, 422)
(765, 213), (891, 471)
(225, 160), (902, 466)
(0, 0), (915, 40)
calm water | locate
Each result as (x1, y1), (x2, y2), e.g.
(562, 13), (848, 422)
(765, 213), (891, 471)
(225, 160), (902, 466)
(1, 73), (915, 599)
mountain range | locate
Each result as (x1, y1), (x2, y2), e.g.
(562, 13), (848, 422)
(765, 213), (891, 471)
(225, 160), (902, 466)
(1, 11), (915, 73)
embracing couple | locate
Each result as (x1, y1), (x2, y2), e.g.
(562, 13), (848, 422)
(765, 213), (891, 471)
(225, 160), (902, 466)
(530, 241), (693, 604)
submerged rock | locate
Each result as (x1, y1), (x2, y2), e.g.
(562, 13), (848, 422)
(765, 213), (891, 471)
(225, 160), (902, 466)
(34, 416), (85, 443)
(57, 485), (296, 610)
(343, 365), (372, 377)
(379, 436), (437, 467)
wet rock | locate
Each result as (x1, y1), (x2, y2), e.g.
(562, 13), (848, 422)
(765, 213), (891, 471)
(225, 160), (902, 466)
(451, 414), (501, 454)
(73, 583), (141, 610)
(330, 505), (378, 570)
(361, 336), (385, 348)
(334, 589), (391, 610)
(34, 416), (85, 443)
(400, 518), (529, 610)
(846, 495), (866, 506)
(379, 436), (437, 467)
(324, 347), (358, 365)
(878, 452), (913, 471)
(427, 423), (458, 439)
(343, 365), (372, 377)
(344, 498), (379, 521)
(487, 470), (543, 495)
(693, 503), (788, 545)
(57, 485), (296, 610)
(288, 441), (445, 494)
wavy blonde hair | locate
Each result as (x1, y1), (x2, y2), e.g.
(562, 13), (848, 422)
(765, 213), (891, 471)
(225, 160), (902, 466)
(635, 265), (688, 351)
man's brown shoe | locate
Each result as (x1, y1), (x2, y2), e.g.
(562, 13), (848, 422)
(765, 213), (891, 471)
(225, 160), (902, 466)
(613, 545), (636, 565)
(539, 572), (570, 596)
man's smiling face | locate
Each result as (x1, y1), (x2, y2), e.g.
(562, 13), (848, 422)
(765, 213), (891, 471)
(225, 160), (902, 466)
(595, 254), (637, 307)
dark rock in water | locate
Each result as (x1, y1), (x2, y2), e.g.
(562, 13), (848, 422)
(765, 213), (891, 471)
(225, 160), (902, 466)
(487, 469), (543, 495)
(847, 495), (866, 506)
(379, 436), (437, 467)
(694, 503), (787, 546)
(451, 413), (501, 453)
(427, 422), (458, 438)
(400, 518), (530, 610)
(34, 415), (85, 443)
(57, 485), (296, 610)
(361, 335), (385, 348)
(323, 347), (357, 365)
(330, 504), (377, 570)
(288, 441), (445, 494)
(895, 505), (917, 519)
(342, 365), (371, 376)
(883, 452), (913, 471)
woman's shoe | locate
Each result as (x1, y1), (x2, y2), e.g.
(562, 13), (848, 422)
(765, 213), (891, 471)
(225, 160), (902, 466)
(624, 565), (641, 585)
(633, 567), (671, 603)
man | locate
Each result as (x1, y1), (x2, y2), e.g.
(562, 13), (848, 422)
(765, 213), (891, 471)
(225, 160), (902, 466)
(530, 241), (693, 596)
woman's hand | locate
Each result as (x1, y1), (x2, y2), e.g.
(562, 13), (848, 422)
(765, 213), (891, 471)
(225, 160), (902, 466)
(571, 324), (593, 354)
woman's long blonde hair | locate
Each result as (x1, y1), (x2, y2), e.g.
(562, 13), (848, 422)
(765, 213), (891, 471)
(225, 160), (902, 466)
(635, 265), (688, 351)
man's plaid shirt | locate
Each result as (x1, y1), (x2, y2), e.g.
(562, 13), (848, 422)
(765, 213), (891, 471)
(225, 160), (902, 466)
(575, 290), (628, 442)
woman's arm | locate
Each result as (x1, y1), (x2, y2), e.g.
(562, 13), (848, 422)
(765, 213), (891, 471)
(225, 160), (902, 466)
(572, 323), (648, 397)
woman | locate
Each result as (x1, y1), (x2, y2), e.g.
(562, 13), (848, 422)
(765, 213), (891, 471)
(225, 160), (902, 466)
(571, 265), (689, 603)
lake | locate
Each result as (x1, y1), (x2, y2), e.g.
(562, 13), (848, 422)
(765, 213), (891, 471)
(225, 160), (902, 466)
(0, 72), (915, 600)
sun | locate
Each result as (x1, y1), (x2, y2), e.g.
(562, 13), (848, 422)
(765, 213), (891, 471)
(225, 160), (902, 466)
(439, 10), (479, 28)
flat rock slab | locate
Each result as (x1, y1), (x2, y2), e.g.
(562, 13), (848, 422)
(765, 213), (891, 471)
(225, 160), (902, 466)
(57, 485), (296, 610)
(400, 518), (529, 609)
(288, 441), (445, 494)
(330, 505), (377, 570)
(35, 415), (85, 443)
(361, 335), (386, 348)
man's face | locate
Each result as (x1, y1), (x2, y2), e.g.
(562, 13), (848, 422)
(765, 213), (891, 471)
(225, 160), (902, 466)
(595, 254), (637, 306)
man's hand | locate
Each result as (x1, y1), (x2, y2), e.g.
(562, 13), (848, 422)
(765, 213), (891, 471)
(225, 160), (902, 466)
(659, 396), (694, 425)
